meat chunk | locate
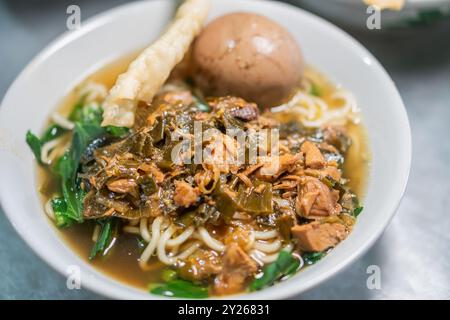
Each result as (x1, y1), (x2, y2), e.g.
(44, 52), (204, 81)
(255, 153), (302, 181)
(301, 141), (326, 169)
(323, 126), (351, 153)
(83, 190), (131, 219)
(173, 180), (201, 207)
(213, 243), (258, 295)
(291, 222), (347, 252)
(210, 97), (259, 121)
(160, 90), (193, 105)
(296, 177), (341, 218)
(322, 166), (342, 181)
(178, 249), (222, 282)
(229, 104), (259, 121)
(107, 179), (138, 194)
(105, 176), (140, 200)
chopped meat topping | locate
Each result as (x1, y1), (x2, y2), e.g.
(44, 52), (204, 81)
(322, 126), (351, 153)
(173, 180), (201, 207)
(138, 163), (165, 183)
(71, 85), (362, 296)
(178, 249), (222, 282)
(296, 177), (341, 218)
(255, 153), (302, 181)
(291, 222), (347, 252)
(210, 97), (259, 121)
(301, 141), (326, 169)
(213, 243), (258, 295)
(322, 166), (341, 181)
(107, 179), (138, 194)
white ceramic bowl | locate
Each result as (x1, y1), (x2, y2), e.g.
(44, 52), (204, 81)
(297, 0), (450, 29)
(0, 0), (411, 299)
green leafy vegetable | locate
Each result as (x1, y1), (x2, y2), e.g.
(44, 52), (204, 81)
(68, 95), (88, 122)
(214, 179), (273, 217)
(52, 122), (105, 222)
(138, 175), (158, 196)
(62, 122), (105, 177)
(150, 279), (209, 299)
(61, 180), (86, 222)
(26, 125), (67, 164)
(177, 203), (220, 228)
(71, 123), (106, 172)
(150, 118), (166, 143)
(252, 263), (278, 291)
(51, 197), (75, 227)
(106, 126), (129, 137)
(192, 94), (211, 113)
(26, 131), (44, 164)
(284, 257), (301, 276)
(70, 99), (129, 138)
(161, 269), (178, 283)
(250, 250), (300, 291)
(236, 180), (273, 214)
(352, 206), (363, 217)
(68, 97), (103, 125)
(89, 219), (117, 260)
(27, 94), (127, 226)
(310, 83), (322, 97)
(213, 181), (239, 218)
(42, 124), (67, 142)
(303, 252), (325, 265)
(194, 100), (211, 112)
(136, 238), (146, 251)
(53, 153), (73, 181)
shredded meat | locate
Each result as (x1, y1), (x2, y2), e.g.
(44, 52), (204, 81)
(291, 222), (347, 252)
(173, 180), (201, 207)
(296, 177), (341, 218)
(210, 97), (259, 121)
(322, 166), (341, 181)
(229, 104), (259, 121)
(255, 153), (302, 181)
(213, 243), (258, 295)
(107, 179), (138, 194)
(301, 141), (326, 169)
(76, 82), (360, 293)
(318, 142), (339, 154)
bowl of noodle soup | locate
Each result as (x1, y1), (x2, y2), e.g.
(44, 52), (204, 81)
(0, 0), (410, 299)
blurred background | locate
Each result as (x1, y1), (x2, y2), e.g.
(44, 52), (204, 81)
(1, 0), (449, 299)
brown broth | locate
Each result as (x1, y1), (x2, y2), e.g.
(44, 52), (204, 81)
(37, 57), (370, 291)
(343, 122), (370, 197)
(38, 53), (166, 290)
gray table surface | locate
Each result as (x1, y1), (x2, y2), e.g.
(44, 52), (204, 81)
(1, 0), (449, 300)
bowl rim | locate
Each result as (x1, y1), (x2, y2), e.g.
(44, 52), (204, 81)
(0, 0), (412, 300)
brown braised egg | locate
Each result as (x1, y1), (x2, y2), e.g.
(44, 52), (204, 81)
(191, 12), (304, 108)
